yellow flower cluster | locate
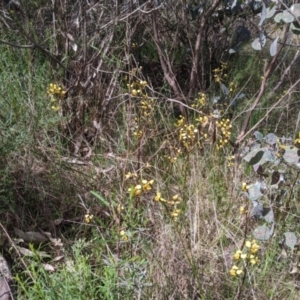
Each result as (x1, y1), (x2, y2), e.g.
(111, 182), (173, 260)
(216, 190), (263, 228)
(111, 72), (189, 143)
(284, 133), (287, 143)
(195, 115), (209, 127)
(84, 213), (94, 224)
(125, 172), (138, 179)
(127, 80), (148, 97)
(119, 230), (128, 241)
(154, 192), (182, 221)
(139, 97), (155, 117)
(230, 240), (260, 277)
(192, 92), (207, 108)
(294, 132), (300, 148)
(229, 265), (243, 276)
(179, 123), (199, 150)
(229, 81), (237, 93)
(47, 83), (66, 111)
(133, 129), (143, 139)
(216, 118), (232, 149)
(117, 203), (124, 213)
(239, 206), (248, 215)
(245, 240), (260, 254)
(241, 182), (249, 192)
(128, 179), (154, 197)
(213, 62), (228, 83)
(227, 155), (235, 167)
(176, 115), (185, 127)
(276, 141), (287, 157)
(167, 146), (182, 163)
(47, 83), (66, 97)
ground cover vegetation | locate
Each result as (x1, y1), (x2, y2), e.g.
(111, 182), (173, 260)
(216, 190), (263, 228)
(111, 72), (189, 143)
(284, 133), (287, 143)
(1, 0), (300, 299)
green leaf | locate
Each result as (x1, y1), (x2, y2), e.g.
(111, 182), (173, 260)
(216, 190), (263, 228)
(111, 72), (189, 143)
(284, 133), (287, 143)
(91, 191), (110, 207)
(291, 23), (300, 34)
(249, 150), (264, 165)
(271, 170), (280, 185)
(253, 149), (275, 169)
(284, 232), (297, 249)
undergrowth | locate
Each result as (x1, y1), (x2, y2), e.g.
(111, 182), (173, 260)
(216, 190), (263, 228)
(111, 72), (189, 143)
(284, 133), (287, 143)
(1, 34), (300, 300)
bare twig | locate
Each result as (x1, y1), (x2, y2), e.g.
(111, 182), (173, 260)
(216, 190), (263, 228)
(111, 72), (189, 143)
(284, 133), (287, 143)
(151, 11), (186, 115)
(188, 0), (222, 96)
(0, 39), (33, 48)
(237, 76), (300, 142)
(236, 23), (291, 145)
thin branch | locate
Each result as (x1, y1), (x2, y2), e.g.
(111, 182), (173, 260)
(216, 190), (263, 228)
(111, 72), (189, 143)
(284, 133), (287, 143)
(188, 0), (222, 96)
(237, 76), (300, 142)
(272, 48), (300, 94)
(151, 11), (186, 115)
(0, 39), (34, 48)
(236, 23), (291, 145)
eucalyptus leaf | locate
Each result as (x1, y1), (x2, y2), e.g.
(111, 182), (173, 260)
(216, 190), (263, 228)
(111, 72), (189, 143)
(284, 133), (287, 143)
(284, 232), (297, 249)
(251, 202), (264, 219)
(252, 33), (267, 50)
(270, 36), (279, 56)
(251, 150), (266, 165)
(266, 5), (276, 19)
(235, 93), (245, 99)
(254, 131), (264, 141)
(282, 10), (294, 23)
(263, 207), (274, 223)
(231, 0), (237, 9)
(290, 4), (300, 18)
(250, 0), (263, 14)
(291, 23), (300, 34)
(269, 221), (275, 237)
(283, 146), (300, 164)
(253, 225), (272, 241)
(274, 12), (283, 23)
(265, 133), (277, 145)
(271, 170), (280, 185)
(244, 149), (264, 165)
(221, 83), (229, 96)
(230, 26), (251, 52)
(253, 149), (275, 168)
(243, 147), (261, 162)
(248, 183), (263, 201)
(259, 2), (267, 26)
